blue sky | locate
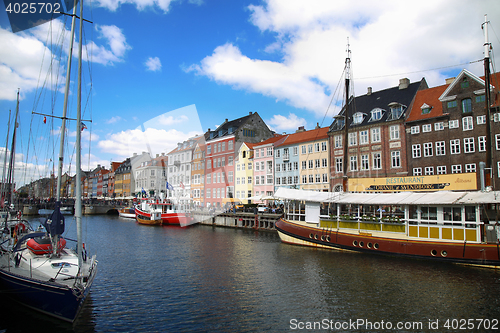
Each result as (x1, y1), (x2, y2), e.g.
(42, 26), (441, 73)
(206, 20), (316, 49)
(1, 0), (500, 187)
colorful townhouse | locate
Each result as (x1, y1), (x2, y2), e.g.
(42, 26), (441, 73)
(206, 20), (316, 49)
(204, 112), (274, 209)
(191, 137), (207, 208)
(274, 126), (330, 192)
(252, 134), (287, 201)
(234, 142), (256, 203)
(405, 69), (500, 190)
(328, 78), (427, 192)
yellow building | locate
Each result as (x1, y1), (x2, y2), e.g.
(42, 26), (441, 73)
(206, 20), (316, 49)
(235, 142), (256, 204)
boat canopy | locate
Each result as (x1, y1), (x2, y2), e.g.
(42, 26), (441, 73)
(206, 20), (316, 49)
(273, 188), (500, 205)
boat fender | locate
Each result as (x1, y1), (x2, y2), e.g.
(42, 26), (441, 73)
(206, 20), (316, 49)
(14, 253), (22, 267)
(14, 223), (26, 235)
(82, 243), (87, 262)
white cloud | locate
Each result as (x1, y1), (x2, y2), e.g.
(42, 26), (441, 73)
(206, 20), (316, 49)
(190, 0), (500, 117)
(267, 113), (306, 133)
(106, 116), (122, 124)
(94, 0), (175, 12)
(145, 56), (162, 71)
(0, 21), (131, 101)
(97, 127), (198, 158)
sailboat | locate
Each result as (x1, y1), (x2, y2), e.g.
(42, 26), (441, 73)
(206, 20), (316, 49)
(275, 17), (500, 268)
(0, 0), (98, 322)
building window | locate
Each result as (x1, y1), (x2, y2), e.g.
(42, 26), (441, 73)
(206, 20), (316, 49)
(434, 122), (444, 131)
(477, 115), (486, 124)
(496, 134), (500, 150)
(336, 157), (343, 173)
(301, 161), (306, 170)
(478, 136), (486, 152)
(301, 175), (307, 184)
(411, 126), (420, 134)
(308, 175), (314, 183)
(447, 100), (457, 108)
(423, 142), (433, 157)
(450, 139), (461, 154)
(321, 142), (327, 151)
(348, 132), (357, 146)
(422, 124), (432, 133)
(464, 137), (475, 153)
(359, 130), (369, 145)
(413, 168), (422, 176)
(361, 155), (369, 170)
(301, 145), (306, 154)
(322, 158), (327, 168)
(424, 167), (434, 175)
(462, 98), (472, 113)
(391, 151), (401, 168)
(462, 116), (473, 130)
(449, 119), (459, 129)
(390, 125), (400, 140)
(372, 153), (381, 170)
(435, 141), (446, 156)
(267, 147), (272, 156)
(350, 156), (358, 171)
(315, 159), (320, 168)
(353, 112), (364, 124)
(465, 163), (476, 173)
(451, 165), (462, 174)
(308, 160), (313, 169)
(334, 136), (342, 148)
(308, 144), (313, 153)
(412, 144), (421, 158)
(371, 128), (381, 143)
(370, 108), (383, 121)
(437, 166), (447, 174)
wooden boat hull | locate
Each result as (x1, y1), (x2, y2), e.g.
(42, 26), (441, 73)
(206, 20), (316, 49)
(136, 215), (162, 226)
(276, 218), (500, 268)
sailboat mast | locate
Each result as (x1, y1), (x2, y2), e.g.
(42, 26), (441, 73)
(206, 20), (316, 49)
(482, 14), (494, 190)
(342, 40), (351, 192)
(75, 0), (84, 270)
(55, 0), (79, 201)
(6, 90), (20, 207)
(1, 109), (11, 207)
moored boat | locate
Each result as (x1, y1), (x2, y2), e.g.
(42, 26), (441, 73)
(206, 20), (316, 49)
(135, 196), (196, 227)
(274, 188), (500, 268)
(136, 211), (162, 226)
(118, 207), (136, 219)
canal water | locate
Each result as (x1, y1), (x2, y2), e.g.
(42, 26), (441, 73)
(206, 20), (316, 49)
(1, 215), (500, 332)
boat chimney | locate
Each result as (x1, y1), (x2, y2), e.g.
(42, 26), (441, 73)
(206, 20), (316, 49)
(399, 78), (410, 90)
(367, 87), (372, 95)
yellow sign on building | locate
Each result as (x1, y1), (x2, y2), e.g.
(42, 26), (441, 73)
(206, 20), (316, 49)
(348, 173), (477, 192)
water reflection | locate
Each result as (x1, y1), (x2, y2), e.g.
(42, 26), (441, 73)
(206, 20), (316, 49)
(1, 216), (499, 332)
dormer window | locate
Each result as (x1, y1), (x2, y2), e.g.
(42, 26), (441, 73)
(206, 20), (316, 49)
(369, 108), (383, 121)
(352, 112), (364, 125)
(387, 102), (405, 120)
(421, 103), (432, 115)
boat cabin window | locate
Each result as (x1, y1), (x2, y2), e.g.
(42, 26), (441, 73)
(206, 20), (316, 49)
(420, 207), (437, 221)
(465, 206), (476, 222)
(443, 207), (461, 222)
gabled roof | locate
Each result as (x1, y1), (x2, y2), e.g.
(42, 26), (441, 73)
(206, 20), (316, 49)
(329, 79), (425, 132)
(207, 113), (258, 140)
(406, 84), (449, 122)
(276, 127), (329, 147)
(252, 134), (287, 148)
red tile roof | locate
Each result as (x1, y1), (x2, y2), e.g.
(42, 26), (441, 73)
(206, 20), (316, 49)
(277, 127), (329, 147)
(406, 84), (449, 122)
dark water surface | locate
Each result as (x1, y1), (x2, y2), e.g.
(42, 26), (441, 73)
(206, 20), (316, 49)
(1, 215), (499, 332)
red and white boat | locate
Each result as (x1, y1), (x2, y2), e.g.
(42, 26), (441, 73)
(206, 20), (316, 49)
(135, 197), (196, 227)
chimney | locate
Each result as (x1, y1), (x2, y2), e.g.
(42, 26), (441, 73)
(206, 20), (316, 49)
(156, 154), (159, 158)
(399, 78), (410, 90)
(445, 77), (455, 85)
(367, 87), (372, 95)
(296, 126), (305, 133)
(133, 153), (137, 157)
(249, 112), (253, 115)
(225, 118), (228, 123)
(315, 122), (320, 129)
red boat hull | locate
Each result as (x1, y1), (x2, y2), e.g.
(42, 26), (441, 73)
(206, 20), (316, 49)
(135, 207), (194, 227)
(276, 218), (500, 268)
